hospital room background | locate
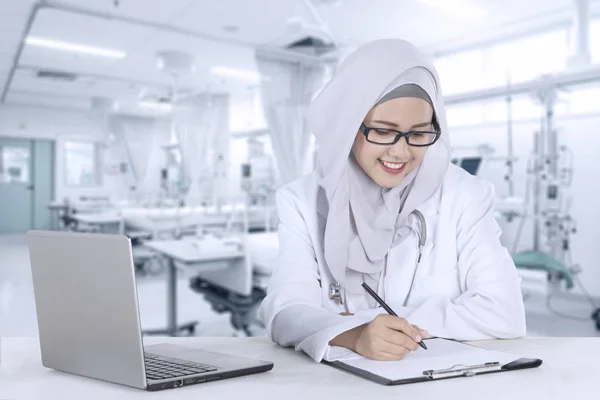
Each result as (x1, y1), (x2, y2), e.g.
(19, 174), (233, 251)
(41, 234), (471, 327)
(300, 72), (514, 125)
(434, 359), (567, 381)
(1, 0), (600, 340)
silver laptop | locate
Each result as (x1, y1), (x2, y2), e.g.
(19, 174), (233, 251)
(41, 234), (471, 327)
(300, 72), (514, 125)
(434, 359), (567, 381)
(27, 230), (273, 391)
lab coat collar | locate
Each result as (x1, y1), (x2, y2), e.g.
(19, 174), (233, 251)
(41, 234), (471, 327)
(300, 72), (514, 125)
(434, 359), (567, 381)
(415, 188), (440, 217)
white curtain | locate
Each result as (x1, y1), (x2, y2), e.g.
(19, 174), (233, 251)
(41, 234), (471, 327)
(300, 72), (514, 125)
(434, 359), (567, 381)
(109, 115), (170, 194)
(173, 93), (230, 204)
(255, 50), (330, 185)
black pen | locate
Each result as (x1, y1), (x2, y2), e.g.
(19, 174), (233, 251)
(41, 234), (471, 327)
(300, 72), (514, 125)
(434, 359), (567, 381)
(361, 282), (428, 350)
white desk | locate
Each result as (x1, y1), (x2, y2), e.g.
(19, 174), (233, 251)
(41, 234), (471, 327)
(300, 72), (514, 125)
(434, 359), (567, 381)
(1, 337), (596, 399)
(144, 239), (245, 336)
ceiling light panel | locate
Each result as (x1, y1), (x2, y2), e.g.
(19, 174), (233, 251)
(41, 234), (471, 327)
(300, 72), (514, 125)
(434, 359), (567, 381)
(25, 37), (126, 58)
(20, 9), (154, 71)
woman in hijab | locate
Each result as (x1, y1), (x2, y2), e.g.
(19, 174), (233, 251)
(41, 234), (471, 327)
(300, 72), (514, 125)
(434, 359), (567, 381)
(258, 39), (525, 362)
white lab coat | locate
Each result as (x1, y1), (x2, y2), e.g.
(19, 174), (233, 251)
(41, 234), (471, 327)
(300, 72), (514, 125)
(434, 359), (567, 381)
(258, 165), (526, 362)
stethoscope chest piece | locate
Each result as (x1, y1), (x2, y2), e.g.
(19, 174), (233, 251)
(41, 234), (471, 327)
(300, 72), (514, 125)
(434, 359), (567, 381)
(329, 282), (343, 305)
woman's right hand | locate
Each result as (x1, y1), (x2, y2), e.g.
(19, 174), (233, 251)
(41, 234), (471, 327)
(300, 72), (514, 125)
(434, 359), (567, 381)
(353, 314), (428, 361)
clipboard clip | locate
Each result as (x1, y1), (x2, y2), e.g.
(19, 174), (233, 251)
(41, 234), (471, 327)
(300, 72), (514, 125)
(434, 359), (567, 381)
(423, 362), (502, 379)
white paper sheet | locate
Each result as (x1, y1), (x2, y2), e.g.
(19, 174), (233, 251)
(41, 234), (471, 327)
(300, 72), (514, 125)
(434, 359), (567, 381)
(328, 338), (521, 381)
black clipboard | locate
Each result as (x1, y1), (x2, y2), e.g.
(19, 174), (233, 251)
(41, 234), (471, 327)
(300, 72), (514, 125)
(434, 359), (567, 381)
(323, 339), (543, 385)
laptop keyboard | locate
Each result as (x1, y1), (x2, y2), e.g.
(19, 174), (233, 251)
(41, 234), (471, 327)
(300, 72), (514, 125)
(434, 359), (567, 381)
(144, 353), (218, 381)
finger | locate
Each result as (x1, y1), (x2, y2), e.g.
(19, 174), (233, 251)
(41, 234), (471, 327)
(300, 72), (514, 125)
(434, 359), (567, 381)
(380, 316), (422, 343)
(378, 338), (412, 357)
(374, 349), (406, 361)
(382, 350), (406, 361)
(412, 325), (429, 338)
(381, 328), (419, 352)
(373, 351), (405, 361)
(377, 350), (406, 361)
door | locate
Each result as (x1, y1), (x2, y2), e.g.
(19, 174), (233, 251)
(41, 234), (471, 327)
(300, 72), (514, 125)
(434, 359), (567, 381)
(33, 140), (55, 230)
(0, 138), (33, 234)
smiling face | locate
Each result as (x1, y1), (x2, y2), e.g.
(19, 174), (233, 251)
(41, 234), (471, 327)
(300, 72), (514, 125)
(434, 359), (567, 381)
(352, 97), (435, 188)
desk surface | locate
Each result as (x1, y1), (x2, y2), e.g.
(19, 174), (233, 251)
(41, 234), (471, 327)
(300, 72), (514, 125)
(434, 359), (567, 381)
(0, 337), (596, 399)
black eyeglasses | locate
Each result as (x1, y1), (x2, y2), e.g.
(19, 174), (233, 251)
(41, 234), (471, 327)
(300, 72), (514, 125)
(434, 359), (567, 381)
(359, 123), (441, 147)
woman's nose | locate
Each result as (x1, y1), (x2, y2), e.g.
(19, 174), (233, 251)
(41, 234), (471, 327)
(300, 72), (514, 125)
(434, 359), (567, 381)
(388, 137), (411, 158)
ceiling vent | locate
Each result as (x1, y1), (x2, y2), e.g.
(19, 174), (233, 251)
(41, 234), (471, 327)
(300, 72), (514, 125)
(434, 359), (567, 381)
(285, 36), (336, 56)
(271, 17), (338, 57)
(36, 70), (78, 82)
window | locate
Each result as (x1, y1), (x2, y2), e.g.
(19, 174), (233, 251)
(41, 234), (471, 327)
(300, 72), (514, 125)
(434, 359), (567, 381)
(445, 103), (485, 127)
(435, 29), (568, 96)
(434, 49), (485, 95)
(590, 17), (600, 64)
(229, 88), (267, 133)
(0, 145), (30, 184)
(561, 83), (600, 115)
(64, 141), (100, 186)
(446, 95), (561, 128)
(484, 30), (568, 88)
(509, 96), (542, 121)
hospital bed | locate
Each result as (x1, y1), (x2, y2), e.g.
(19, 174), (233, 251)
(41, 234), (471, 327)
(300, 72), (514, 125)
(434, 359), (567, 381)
(121, 206), (205, 238)
(121, 204), (277, 238)
(49, 195), (118, 232)
(512, 251), (575, 289)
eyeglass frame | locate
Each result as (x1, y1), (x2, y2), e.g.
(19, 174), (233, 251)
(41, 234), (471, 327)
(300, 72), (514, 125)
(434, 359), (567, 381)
(359, 122), (441, 147)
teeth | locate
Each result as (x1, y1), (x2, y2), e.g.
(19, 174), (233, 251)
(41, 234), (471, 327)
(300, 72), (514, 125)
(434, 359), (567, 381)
(382, 161), (404, 169)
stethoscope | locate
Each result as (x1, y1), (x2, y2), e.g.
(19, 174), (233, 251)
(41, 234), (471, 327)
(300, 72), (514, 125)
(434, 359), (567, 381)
(329, 209), (427, 308)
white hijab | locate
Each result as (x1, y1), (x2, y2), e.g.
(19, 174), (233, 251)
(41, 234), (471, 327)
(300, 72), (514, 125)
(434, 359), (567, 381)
(308, 39), (451, 295)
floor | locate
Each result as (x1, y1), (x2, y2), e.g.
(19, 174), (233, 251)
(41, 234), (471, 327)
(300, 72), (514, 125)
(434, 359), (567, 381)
(1, 234), (599, 338)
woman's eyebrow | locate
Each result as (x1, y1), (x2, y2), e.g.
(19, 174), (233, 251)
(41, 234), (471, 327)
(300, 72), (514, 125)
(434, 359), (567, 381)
(372, 120), (431, 129)
(410, 121), (432, 129)
(372, 119), (398, 127)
